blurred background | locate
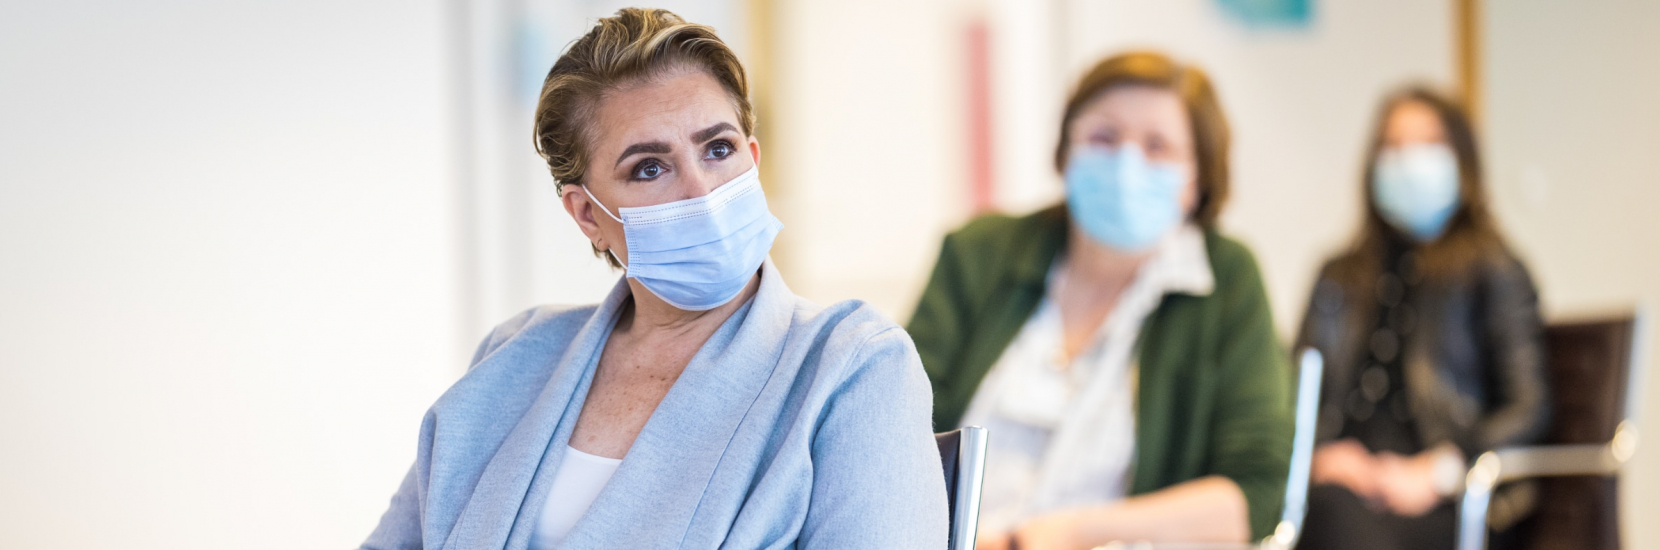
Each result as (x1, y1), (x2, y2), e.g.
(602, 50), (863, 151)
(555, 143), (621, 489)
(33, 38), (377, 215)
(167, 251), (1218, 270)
(2, 0), (1656, 548)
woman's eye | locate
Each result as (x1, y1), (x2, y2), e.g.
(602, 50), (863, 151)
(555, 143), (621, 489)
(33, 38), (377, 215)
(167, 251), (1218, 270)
(1089, 132), (1119, 147)
(706, 140), (734, 160)
(632, 160), (665, 180)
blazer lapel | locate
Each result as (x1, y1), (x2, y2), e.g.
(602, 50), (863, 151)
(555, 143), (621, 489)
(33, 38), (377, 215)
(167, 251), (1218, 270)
(556, 262), (796, 550)
(438, 281), (630, 550)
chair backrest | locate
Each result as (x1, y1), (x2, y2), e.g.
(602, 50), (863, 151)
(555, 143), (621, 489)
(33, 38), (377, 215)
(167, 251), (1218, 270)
(1542, 315), (1640, 445)
(936, 426), (989, 550)
(1515, 312), (1644, 550)
(1264, 348), (1323, 549)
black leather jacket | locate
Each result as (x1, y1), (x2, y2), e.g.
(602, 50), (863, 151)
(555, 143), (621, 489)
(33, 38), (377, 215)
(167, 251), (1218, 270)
(1296, 246), (1550, 462)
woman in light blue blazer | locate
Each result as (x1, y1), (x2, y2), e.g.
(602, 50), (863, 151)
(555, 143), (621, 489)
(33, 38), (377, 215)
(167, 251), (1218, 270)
(361, 8), (947, 550)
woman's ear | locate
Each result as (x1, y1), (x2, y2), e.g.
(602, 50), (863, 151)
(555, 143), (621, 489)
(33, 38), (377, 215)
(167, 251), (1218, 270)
(561, 185), (610, 252)
(747, 136), (761, 167)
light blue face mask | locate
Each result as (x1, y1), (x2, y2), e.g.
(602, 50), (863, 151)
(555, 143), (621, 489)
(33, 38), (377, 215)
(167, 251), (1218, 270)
(1064, 146), (1186, 251)
(1372, 144), (1461, 242)
(581, 166), (783, 311)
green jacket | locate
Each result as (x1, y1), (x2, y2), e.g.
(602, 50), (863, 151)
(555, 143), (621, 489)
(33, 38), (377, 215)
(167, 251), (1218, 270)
(907, 206), (1294, 540)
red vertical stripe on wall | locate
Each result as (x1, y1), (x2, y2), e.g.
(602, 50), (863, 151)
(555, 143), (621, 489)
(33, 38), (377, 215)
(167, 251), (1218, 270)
(965, 17), (996, 214)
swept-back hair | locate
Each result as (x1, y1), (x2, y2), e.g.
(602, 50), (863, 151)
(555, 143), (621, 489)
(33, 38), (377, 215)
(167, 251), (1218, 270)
(532, 8), (753, 193)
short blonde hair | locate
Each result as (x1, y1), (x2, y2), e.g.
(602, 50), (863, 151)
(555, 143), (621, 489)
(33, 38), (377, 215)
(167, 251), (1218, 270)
(533, 8), (754, 193)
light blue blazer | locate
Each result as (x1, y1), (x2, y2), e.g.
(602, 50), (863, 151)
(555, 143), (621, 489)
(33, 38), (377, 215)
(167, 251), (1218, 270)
(363, 262), (948, 549)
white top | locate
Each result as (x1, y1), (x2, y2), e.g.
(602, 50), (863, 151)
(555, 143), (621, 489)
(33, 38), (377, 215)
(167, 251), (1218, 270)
(528, 445), (624, 550)
(960, 225), (1214, 533)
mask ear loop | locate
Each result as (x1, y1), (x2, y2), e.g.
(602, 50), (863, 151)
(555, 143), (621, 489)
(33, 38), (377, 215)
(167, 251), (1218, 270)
(578, 184), (628, 269)
(579, 184), (625, 223)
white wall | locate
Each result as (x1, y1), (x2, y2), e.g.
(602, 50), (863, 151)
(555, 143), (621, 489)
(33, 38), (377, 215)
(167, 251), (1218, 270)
(768, 0), (968, 316)
(1483, 2), (1660, 546)
(0, 1), (459, 548)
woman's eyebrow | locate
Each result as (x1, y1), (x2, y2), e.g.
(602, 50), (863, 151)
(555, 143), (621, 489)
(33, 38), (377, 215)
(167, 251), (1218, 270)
(691, 122), (738, 144)
(615, 141), (671, 167)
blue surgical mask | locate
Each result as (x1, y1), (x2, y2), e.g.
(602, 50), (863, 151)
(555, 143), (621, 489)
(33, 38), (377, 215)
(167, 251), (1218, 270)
(1372, 144), (1461, 242)
(581, 166), (783, 311)
(1064, 146), (1185, 251)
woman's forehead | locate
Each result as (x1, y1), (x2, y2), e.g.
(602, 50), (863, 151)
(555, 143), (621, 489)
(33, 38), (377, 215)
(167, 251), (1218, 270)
(1385, 101), (1444, 137)
(1073, 86), (1189, 136)
(590, 71), (741, 149)
(1089, 86), (1182, 113)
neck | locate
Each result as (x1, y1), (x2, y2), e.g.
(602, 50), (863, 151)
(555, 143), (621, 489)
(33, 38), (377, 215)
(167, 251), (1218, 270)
(620, 271), (762, 336)
(1063, 225), (1153, 287)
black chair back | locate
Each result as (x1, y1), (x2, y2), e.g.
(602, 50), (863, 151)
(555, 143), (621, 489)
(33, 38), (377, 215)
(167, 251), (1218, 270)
(937, 429), (961, 525)
(1515, 315), (1638, 550)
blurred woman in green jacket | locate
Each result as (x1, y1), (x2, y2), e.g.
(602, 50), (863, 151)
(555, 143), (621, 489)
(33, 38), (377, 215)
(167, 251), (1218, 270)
(908, 51), (1293, 550)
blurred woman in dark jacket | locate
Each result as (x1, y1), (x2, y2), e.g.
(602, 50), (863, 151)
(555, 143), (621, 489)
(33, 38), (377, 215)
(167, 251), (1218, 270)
(1294, 87), (1550, 550)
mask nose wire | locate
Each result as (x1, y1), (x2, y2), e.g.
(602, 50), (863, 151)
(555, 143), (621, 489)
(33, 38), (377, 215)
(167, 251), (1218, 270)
(577, 184), (628, 269)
